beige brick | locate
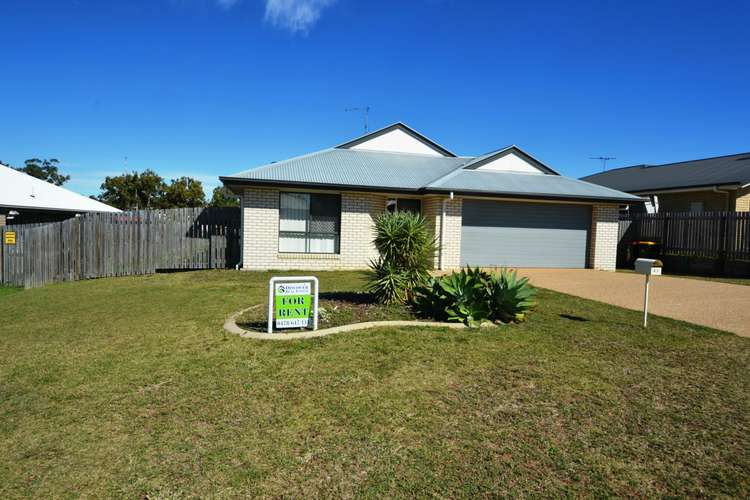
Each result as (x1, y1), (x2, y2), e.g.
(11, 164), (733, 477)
(735, 187), (750, 212)
(241, 188), (385, 270)
(589, 204), (619, 271)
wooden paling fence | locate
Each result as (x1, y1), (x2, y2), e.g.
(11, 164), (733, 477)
(619, 211), (750, 262)
(1, 207), (241, 288)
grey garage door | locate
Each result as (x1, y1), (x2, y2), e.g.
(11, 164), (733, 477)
(461, 200), (591, 268)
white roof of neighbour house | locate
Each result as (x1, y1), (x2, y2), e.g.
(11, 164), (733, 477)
(221, 123), (642, 204)
(0, 164), (121, 213)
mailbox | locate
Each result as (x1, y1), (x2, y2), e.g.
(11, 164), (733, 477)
(635, 258), (663, 276)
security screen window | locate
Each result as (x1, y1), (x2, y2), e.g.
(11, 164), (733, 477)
(386, 198), (422, 214)
(279, 192), (341, 253)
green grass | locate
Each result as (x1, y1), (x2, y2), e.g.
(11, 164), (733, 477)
(0, 286), (22, 298)
(618, 268), (750, 286)
(1, 270), (749, 497)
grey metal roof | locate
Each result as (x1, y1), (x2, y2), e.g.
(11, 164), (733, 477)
(427, 170), (642, 202)
(221, 124), (640, 203)
(222, 148), (469, 191)
(581, 152), (750, 193)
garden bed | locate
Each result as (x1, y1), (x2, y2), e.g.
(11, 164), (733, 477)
(235, 291), (417, 332)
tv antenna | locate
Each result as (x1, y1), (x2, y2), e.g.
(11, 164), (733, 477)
(345, 106), (371, 133)
(590, 156), (616, 172)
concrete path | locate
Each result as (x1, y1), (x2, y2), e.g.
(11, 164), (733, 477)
(518, 269), (750, 337)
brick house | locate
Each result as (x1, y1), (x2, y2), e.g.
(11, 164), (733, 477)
(221, 123), (639, 272)
(582, 152), (750, 213)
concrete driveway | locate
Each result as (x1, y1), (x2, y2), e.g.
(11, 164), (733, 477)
(518, 269), (750, 337)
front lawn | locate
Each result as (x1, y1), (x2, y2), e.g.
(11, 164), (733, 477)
(1, 271), (749, 497)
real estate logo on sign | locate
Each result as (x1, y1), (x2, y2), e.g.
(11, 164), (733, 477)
(275, 282), (311, 328)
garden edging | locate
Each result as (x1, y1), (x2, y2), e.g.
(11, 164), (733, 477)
(223, 304), (497, 340)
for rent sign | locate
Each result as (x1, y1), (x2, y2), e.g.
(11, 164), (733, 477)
(267, 277), (319, 333)
(274, 282), (311, 328)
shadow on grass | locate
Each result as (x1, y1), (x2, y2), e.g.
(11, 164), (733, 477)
(559, 313), (589, 322)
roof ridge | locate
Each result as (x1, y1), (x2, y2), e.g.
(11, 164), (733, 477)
(590, 151), (750, 177)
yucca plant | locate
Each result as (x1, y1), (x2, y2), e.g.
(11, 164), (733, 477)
(366, 211), (437, 304)
(486, 268), (537, 323)
(366, 258), (409, 305)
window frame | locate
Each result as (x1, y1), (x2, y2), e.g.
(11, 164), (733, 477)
(386, 197), (422, 215)
(278, 191), (342, 255)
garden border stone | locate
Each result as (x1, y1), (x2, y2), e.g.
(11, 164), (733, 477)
(224, 304), (498, 341)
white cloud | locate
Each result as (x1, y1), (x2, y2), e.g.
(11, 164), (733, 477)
(216, 0), (240, 9)
(264, 0), (335, 33)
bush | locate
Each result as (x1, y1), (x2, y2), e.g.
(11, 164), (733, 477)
(366, 211), (437, 304)
(412, 267), (537, 327)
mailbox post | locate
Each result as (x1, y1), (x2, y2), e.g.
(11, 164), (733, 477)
(634, 258), (663, 327)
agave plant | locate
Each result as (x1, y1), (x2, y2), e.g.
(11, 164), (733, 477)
(412, 276), (451, 321)
(486, 268), (537, 323)
(437, 267), (490, 327)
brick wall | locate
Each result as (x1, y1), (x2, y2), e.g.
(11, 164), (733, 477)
(241, 188), (386, 270)
(735, 187), (750, 212)
(0, 214), (5, 227)
(589, 204), (620, 271)
(421, 196), (462, 270)
(242, 188), (618, 272)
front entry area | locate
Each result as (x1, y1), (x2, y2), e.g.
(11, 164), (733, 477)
(460, 199), (591, 268)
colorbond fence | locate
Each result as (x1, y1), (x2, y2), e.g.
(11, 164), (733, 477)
(0, 207), (241, 288)
(619, 211), (750, 262)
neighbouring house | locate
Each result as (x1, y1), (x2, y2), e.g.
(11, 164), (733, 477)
(582, 152), (750, 213)
(220, 123), (640, 272)
(0, 163), (120, 225)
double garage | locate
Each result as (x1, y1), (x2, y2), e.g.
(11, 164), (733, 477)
(460, 199), (592, 268)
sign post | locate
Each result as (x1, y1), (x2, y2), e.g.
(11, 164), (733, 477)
(634, 258), (662, 328)
(267, 276), (319, 334)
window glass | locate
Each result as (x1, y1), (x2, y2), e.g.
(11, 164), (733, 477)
(397, 198), (422, 214)
(279, 192), (341, 253)
(386, 198), (422, 214)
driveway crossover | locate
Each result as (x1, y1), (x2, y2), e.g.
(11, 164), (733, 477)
(518, 269), (750, 337)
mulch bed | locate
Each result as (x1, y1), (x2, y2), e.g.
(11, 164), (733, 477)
(235, 291), (417, 333)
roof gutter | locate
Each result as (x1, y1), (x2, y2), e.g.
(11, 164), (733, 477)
(629, 183), (740, 196)
(219, 177), (642, 205)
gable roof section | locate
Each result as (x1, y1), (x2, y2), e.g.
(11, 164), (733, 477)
(0, 164), (121, 213)
(427, 169), (641, 203)
(336, 122), (457, 157)
(461, 145), (560, 175)
(582, 152), (750, 193)
(221, 148), (469, 193)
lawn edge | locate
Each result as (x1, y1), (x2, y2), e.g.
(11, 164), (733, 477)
(224, 304), (498, 340)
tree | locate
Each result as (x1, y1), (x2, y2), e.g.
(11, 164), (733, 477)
(210, 186), (240, 208)
(97, 170), (166, 210)
(15, 158), (70, 186)
(163, 177), (206, 208)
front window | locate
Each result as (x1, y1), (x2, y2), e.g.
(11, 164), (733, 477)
(279, 192), (341, 253)
(386, 198), (422, 214)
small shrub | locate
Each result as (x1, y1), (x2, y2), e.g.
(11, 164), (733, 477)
(487, 268), (538, 323)
(366, 211), (436, 304)
(412, 267), (537, 327)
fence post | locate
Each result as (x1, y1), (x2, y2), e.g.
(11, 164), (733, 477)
(719, 213), (728, 275)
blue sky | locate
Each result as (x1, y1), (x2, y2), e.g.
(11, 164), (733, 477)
(2, 0), (749, 196)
